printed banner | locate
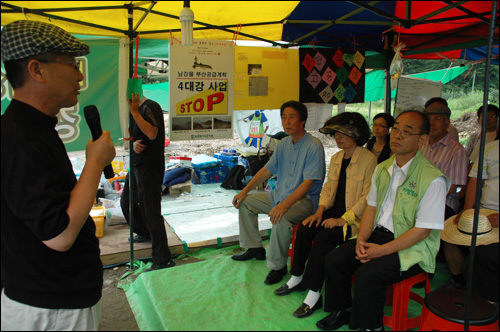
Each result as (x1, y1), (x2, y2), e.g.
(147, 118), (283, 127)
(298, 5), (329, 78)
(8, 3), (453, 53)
(1, 38), (122, 152)
(169, 40), (234, 141)
(299, 48), (365, 104)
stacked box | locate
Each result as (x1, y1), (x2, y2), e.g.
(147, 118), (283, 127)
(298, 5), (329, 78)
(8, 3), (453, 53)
(191, 154), (224, 184)
(214, 153), (238, 176)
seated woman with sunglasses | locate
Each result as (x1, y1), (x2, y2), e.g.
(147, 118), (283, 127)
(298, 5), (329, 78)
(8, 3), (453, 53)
(366, 113), (394, 164)
(273, 112), (377, 319)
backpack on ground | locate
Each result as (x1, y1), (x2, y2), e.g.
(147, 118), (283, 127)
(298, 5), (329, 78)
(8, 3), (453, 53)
(221, 165), (246, 190)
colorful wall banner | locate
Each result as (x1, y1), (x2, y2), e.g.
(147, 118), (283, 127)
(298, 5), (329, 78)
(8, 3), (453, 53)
(1, 38), (123, 152)
(169, 40), (234, 141)
(299, 48), (365, 104)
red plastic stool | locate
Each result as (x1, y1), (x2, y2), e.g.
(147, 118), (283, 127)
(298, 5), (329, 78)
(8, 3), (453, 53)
(419, 288), (499, 331)
(288, 224), (300, 265)
(382, 272), (430, 331)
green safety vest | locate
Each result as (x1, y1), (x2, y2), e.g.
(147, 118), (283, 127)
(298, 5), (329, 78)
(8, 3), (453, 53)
(374, 150), (449, 273)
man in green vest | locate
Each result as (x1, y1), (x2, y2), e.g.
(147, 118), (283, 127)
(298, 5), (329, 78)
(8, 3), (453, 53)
(316, 111), (450, 331)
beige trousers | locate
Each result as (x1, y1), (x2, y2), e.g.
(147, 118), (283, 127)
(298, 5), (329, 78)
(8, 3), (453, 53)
(238, 192), (313, 270)
(1, 290), (102, 331)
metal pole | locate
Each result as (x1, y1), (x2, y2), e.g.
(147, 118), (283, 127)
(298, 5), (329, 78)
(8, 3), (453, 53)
(464, 1), (497, 330)
(471, 70), (476, 93)
(127, 5), (137, 271)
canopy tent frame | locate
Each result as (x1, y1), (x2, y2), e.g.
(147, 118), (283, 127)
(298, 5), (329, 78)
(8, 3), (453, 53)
(465, 1), (497, 329)
(1, 5), (499, 326)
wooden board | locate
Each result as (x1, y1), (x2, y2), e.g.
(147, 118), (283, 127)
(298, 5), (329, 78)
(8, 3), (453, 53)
(99, 184), (272, 266)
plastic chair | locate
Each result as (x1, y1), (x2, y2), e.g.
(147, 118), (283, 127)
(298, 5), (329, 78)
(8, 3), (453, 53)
(382, 272), (430, 331)
(419, 288), (499, 331)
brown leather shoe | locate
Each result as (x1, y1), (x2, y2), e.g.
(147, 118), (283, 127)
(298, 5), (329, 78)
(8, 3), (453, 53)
(274, 282), (306, 296)
(293, 295), (323, 318)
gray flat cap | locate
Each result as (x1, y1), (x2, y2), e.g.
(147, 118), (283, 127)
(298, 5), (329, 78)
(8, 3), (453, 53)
(423, 104), (451, 118)
(1, 20), (89, 62)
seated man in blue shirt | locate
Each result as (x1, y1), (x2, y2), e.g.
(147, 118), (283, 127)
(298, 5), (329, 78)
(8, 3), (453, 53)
(232, 101), (326, 285)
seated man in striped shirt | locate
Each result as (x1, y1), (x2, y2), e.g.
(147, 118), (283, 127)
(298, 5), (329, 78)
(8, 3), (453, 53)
(421, 104), (469, 220)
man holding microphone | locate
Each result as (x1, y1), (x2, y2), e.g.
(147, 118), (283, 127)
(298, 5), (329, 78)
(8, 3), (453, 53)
(1, 20), (115, 330)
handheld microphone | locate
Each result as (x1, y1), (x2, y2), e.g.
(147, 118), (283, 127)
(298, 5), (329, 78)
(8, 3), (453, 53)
(84, 105), (115, 179)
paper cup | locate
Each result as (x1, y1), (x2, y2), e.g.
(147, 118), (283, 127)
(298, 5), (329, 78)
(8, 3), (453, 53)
(127, 78), (143, 100)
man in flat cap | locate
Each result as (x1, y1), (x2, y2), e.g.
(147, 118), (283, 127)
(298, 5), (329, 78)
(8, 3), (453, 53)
(1, 20), (115, 331)
(421, 103), (468, 220)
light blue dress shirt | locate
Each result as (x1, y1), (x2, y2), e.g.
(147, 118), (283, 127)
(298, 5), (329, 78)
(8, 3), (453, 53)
(264, 132), (326, 211)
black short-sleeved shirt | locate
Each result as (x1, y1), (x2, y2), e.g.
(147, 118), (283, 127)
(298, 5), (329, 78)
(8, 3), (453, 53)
(1, 99), (102, 309)
(130, 99), (165, 172)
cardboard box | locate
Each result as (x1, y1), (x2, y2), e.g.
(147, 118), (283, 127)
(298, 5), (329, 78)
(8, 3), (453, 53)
(90, 206), (105, 238)
(168, 169), (193, 194)
(169, 179), (192, 194)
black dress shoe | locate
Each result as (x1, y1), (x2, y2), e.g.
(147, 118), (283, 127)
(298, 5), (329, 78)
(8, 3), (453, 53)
(145, 259), (176, 272)
(128, 234), (151, 243)
(293, 295), (323, 318)
(231, 248), (266, 261)
(274, 282), (306, 296)
(264, 267), (287, 285)
(316, 310), (351, 330)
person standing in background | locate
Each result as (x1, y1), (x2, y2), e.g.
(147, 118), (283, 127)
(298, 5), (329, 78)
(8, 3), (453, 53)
(121, 92), (175, 272)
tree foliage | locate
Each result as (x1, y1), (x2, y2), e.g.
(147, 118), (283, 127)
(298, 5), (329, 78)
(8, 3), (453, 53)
(403, 59), (499, 98)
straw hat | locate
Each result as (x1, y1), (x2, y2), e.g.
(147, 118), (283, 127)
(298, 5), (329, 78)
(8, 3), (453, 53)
(441, 209), (499, 246)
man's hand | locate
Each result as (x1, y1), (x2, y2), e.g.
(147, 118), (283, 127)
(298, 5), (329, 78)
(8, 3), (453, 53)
(133, 139), (146, 154)
(487, 212), (499, 227)
(355, 238), (370, 264)
(322, 218), (347, 229)
(85, 131), (116, 169)
(357, 242), (386, 262)
(127, 92), (141, 116)
(268, 202), (288, 224)
(232, 191), (247, 209)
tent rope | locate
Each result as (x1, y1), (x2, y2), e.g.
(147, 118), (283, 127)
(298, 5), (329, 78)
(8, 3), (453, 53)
(232, 24), (242, 45)
(441, 62), (454, 81)
(169, 30), (181, 45)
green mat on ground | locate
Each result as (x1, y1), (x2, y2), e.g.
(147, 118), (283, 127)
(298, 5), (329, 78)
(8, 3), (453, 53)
(125, 245), (450, 331)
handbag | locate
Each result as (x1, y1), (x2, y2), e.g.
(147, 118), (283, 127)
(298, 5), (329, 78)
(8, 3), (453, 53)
(246, 147), (269, 176)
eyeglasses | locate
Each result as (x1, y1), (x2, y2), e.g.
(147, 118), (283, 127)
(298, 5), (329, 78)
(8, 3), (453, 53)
(37, 59), (82, 71)
(391, 127), (423, 138)
(372, 123), (388, 128)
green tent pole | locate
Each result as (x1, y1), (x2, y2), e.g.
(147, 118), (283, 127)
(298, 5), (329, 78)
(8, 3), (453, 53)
(127, 5), (136, 271)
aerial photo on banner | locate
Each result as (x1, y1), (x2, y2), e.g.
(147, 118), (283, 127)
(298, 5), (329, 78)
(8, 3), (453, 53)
(169, 39), (235, 141)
